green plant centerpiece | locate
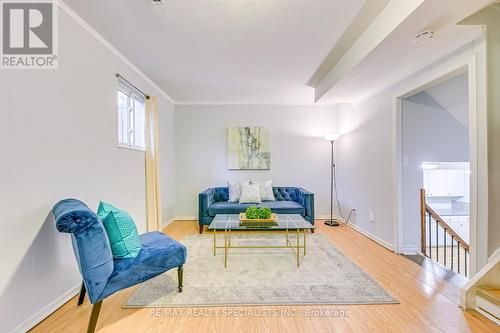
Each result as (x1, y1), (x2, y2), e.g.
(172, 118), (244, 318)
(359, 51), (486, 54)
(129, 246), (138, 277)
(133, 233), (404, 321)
(240, 206), (277, 227)
(245, 206), (272, 219)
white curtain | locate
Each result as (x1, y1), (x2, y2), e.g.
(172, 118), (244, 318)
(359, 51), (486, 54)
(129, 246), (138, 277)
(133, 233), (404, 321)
(145, 96), (162, 232)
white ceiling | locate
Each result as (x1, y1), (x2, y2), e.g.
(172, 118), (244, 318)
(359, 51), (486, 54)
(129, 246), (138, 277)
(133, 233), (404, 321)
(63, 0), (492, 105)
(319, 0), (491, 104)
(63, 0), (365, 104)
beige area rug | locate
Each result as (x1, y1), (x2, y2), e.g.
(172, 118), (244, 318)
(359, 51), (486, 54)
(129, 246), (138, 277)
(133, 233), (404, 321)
(124, 233), (398, 307)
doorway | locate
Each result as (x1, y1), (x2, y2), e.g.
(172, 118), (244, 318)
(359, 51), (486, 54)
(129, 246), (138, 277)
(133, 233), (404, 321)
(401, 72), (470, 277)
(393, 54), (489, 279)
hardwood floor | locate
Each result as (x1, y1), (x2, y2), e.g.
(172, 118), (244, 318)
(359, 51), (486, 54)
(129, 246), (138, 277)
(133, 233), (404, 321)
(30, 220), (497, 333)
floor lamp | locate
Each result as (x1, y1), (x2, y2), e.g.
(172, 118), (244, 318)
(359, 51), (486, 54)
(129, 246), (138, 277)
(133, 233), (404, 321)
(324, 133), (341, 226)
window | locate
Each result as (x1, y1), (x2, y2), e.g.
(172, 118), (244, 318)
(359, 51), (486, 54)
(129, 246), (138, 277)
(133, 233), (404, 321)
(117, 82), (146, 151)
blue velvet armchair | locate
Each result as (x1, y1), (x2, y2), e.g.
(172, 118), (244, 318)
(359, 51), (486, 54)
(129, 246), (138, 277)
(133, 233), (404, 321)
(53, 199), (187, 333)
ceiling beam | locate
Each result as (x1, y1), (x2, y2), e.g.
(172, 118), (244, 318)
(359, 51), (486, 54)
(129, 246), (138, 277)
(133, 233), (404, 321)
(307, 0), (390, 88)
(312, 0), (425, 103)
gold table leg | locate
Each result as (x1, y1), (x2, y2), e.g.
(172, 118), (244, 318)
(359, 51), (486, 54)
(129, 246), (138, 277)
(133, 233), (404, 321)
(214, 227), (310, 268)
(296, 229), (300, 267)
(213, 229), (216, 256)
(303, 229), (307, 256)
(224, 229), (228, 268)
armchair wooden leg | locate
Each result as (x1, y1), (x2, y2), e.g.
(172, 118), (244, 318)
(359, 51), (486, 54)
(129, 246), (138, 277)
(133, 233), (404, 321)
(87, 301), (103, 333)
(77, 282), (86, 306)
(199, 225), (203, 234)
(178, 266), (184, 293)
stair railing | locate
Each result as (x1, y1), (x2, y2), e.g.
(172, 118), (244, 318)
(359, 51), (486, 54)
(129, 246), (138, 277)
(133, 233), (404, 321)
(420, 189), (470, 277)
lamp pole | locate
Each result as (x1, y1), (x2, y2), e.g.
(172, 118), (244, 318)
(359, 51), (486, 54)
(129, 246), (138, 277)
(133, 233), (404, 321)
(325, 136), (340, 226)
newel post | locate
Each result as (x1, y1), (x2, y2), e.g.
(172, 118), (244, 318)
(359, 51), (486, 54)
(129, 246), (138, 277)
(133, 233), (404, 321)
(420, 189), (427, 255)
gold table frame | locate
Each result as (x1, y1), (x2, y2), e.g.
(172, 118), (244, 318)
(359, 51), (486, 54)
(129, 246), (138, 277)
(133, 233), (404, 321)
(212, 227), (310, 268)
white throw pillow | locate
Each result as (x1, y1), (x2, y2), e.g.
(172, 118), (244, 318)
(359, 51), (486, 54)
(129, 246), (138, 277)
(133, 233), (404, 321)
(228, 180), (247, 202)
(239, 182), (262, 204)
(257, 180), (275, 201)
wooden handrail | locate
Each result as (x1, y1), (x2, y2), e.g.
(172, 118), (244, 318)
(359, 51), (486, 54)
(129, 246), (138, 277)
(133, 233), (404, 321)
(420, 189), (470, 251)
(420, 189), (426, 254)
(425, 203), (470, 251)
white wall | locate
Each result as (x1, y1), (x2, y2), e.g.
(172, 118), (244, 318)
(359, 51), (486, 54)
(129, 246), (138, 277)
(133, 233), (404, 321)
(174, 105), (338, 218)
(460, 6), (500, 257)
(0, 7), (175, 333)
(159, 102), (176, 227)
(425, 73), (469, 127)
(335, 99), (396, 246)
(401, 77), (469, 253)
(336, 40), (484, 249)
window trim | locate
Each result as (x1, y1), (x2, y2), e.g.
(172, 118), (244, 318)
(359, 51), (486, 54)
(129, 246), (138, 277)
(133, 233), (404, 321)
(117, 81), (146, 152)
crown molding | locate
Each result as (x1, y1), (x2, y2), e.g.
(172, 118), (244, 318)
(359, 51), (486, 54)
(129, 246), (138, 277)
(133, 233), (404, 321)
(174, 100), (335, 106)
(57, 0), (175, 104)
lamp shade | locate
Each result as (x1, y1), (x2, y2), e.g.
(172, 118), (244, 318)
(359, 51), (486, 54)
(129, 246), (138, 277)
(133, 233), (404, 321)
(324, 133), (341, 142)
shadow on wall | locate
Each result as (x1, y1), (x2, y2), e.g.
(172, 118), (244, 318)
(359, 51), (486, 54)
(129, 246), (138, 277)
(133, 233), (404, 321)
(334, 101), (395, 245)
(0, 212), (80, 333)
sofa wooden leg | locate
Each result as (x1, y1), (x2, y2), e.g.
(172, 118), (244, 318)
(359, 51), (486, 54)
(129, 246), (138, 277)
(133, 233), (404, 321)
(311, 229), (315, 233)
(77, 282), (86, 306)
(178, 266), (184, 293)
(199, 225), (203, 234)
(87, 301), (102, 333)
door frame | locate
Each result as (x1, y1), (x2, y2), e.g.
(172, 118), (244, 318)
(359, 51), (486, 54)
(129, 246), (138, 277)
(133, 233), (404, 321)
(391, 41), (488, 276)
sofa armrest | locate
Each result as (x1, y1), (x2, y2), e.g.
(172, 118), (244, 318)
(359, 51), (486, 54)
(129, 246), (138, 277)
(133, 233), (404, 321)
(295, 188), (315, 224)
(199, 188), (215, 220)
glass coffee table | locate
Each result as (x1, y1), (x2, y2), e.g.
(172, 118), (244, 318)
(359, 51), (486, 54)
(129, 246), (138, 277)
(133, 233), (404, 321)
(208, 214), (315, 268)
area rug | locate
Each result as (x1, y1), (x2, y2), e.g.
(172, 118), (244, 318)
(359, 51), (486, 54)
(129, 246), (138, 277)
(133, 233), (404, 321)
(124, 233), (398, 307)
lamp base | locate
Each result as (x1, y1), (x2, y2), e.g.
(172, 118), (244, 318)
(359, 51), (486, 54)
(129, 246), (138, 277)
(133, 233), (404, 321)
(324, 219), (340, 227)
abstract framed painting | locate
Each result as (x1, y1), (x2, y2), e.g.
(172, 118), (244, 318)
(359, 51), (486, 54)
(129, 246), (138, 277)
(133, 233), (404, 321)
(227, 127), (271, 170)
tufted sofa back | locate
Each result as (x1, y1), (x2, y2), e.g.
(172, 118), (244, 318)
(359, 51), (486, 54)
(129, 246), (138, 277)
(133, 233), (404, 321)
(210, 186), (301, 202)
(272, 187), (300, 201)
(211, 187), (230, 202)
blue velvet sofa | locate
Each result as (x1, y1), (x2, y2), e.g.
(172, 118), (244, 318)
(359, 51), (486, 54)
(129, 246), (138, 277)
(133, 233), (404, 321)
(199, 187), (314, 233)
(53, 199), (187, 333)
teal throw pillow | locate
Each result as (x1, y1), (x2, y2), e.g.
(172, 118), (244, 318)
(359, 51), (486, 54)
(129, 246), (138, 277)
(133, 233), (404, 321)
(97, 201), (141, 259)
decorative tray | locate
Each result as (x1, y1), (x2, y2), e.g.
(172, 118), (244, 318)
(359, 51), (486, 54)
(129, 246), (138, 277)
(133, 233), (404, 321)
(239, 213), (279, 227)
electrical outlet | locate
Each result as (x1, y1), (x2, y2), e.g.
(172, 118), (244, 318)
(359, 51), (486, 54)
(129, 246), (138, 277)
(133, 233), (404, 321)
(369, 211), (375, 223)
(353, 209), (357, 216)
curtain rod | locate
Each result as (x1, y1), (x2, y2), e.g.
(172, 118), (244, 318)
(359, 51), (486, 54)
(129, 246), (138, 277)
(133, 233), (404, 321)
(115, 73), (150, 99)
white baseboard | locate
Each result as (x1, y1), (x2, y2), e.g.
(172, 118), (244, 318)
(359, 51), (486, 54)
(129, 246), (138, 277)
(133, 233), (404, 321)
(345, 223), (394, 252)
(11, 284), (80, 333)
(475, 306), (500, 325)
(402, 246), (420, 255)
(475, 297), (500, 325)
(161, 218), (175, 230)
(174, 216), (198, 221)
